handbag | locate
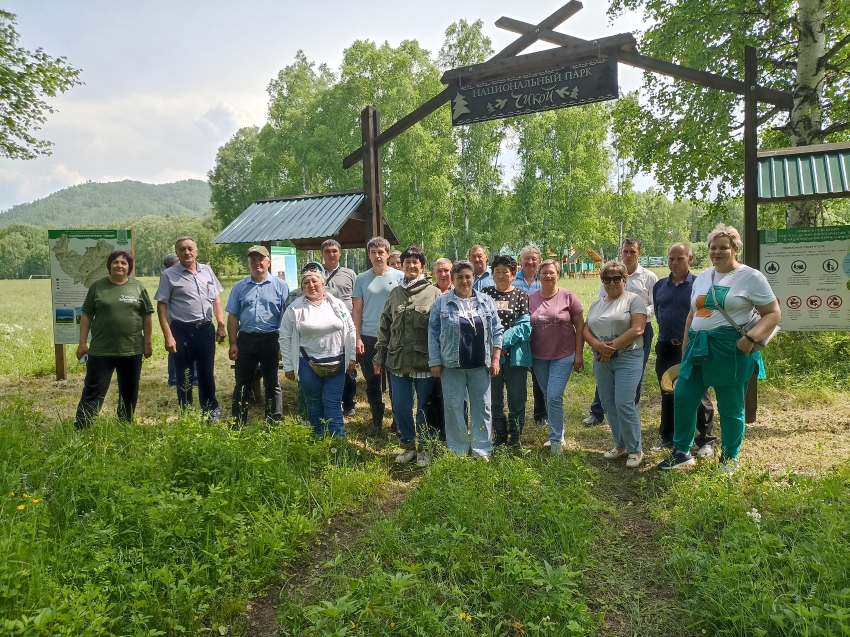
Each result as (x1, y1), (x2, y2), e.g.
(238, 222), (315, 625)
(709, 270), (779, 352)
(300, 347), (343, 377)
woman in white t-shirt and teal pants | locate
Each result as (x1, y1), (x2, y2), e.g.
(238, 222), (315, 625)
(658, 224), (781, 473)
(584, 261), (648, 469)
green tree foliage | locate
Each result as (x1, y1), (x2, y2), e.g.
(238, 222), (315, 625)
(610, 0), (850, 227)
(0, 179), (211, 228)
(0, 10), (82, 159)
(208, 126), (260, 228)
(0, 224), (47, 278)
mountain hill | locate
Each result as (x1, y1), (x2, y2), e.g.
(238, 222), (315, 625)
(0, 179), (211, 228)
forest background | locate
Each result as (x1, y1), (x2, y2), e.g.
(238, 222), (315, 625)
(2, 19), (850, 281)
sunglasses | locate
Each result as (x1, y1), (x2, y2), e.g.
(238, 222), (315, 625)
(601, 276), (624, 284)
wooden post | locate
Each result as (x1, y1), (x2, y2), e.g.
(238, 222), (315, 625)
(372, 109), (384, 239)
(361, 106), (378, 242)
(55, 344), (66, 381)
(743, 45), (759, 423)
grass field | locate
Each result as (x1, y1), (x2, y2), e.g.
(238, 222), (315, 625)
(2, 275), (849, 636)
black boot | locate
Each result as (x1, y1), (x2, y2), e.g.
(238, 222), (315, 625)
(366, 403), (385, 437)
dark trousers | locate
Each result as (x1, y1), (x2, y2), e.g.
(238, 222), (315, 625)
(232, 331), (281, 425)
(424, 378), (446, 441)
(655, 340), (716, 447)
(531, 368), (548, 421)
(75, 354), (143, 429)
(168, 353), (197, 386)
(171, 320), (218, 413)
(342, 369), (357, 410)
(357, 335), (384, 407)
(590, 323), (654, 418)
(492, 361), (528, 444)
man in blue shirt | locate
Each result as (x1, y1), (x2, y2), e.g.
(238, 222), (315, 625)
(469, 245), (495, 291)
(226, 245), (289, 427)
(651, 242), (715, 454)
(514, 245), (547, 428)
(155, 236), (226, 417)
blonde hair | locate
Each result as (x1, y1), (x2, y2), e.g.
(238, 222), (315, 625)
(706, 223), (742, 252)
(599, 260), (627, 279)
(536, 259), (562, 277)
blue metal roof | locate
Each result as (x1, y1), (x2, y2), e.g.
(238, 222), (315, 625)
(211, 191), (366, 244)
(758, 142), (850, 202)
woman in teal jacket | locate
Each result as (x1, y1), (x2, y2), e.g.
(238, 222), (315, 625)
(482, 255), (531, 447)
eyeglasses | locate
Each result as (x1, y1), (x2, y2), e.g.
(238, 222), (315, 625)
(601, 276), (624, 284)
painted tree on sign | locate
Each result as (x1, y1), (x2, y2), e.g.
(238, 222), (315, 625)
(610, 0), (850, 227)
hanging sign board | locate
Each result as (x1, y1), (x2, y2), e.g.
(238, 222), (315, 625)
(48, 229), (133, 345)
(450, 56), (618, 126)
(270, 246), (298, 286)
(760, 225), (850, 331)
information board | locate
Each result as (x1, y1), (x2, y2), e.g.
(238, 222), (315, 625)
(48, 230), (132, 344)
(760, 226), (850, 331)
(270, 246), (298, 286)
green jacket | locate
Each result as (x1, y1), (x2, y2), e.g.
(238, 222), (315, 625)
(374, 275), (441, 374)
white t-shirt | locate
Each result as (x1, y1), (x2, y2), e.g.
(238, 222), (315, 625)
(690, 266), (776, 332)
(298, 298), (344, 359)
(586, 291), (647, 351)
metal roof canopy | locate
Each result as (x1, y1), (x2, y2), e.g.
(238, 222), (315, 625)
(758, 141), (850, 203)
(210, 190), (399, 251)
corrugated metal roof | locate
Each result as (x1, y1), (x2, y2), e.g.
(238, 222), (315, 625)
(758, 142), (850, 202)
(211, 191), (365, 244)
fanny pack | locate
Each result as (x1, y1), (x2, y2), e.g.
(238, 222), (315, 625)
(710, 270), (779, 352)
(300, 347), (343, 377)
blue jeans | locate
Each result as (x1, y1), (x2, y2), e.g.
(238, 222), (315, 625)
(441, 366), (492, 457)
(298, 358), (346, 438)
(593, 348), (644, 453)
(171, 321), (218, 413)
(532, 355), (575, 446)
(589, 323), (653, 418)
(390, 374), (436, 445)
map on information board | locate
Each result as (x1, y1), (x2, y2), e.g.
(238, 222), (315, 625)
(48, 230), (133, 344)
(760, 225), (850, 332)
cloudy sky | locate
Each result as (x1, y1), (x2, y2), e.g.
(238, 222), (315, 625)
(0, 0), (648, 212)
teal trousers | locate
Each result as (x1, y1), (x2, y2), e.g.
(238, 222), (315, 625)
(673, 364), (748, 458)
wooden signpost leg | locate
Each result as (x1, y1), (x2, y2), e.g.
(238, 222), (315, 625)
(361, 106), (378, 243)
(372, 109), (384, 239)
(55, 344), (67, 381)
(743, 45), (759, 424)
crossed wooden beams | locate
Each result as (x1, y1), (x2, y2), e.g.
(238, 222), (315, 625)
(342, 1), (791, 171)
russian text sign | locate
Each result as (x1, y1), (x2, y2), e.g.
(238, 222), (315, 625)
(270, 246), (298, 286)
(760, 225), (850, 331)
(48, 230), (132, 344)
(450, 56), (618, 126)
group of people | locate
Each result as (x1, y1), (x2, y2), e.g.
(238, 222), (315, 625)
(73, 223), (780, 473)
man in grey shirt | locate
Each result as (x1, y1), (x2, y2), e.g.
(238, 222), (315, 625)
(155, 236), (226, 418)
(321, 239), (358, 416)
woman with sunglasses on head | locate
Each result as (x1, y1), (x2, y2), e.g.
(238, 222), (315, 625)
(528, 259), (584, 454)
(583, 260), (647, 468)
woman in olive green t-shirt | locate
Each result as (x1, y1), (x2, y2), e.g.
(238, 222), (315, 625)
(74, 250), (154, 429)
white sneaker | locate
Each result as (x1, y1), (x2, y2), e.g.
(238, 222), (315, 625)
(416, 450), (431, 467)
(696, 443), (715, 458)
(543, 437), (565, 448)
(603, 447), (628, 460)
(395, 449), (417, 464)
(625, 452), (644, 468)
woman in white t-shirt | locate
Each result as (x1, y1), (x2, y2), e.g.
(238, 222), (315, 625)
(584, 261), (648, 469)
(658, 224), (781, 473)
(279, 269), (356, 438)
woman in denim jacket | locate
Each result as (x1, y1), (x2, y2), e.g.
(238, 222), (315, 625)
(428, 260), (503, 459)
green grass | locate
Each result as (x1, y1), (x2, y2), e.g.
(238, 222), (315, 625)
(0, 402), (388, 636)
(280, 451), (601, 636)
(649, 464), (850, 636)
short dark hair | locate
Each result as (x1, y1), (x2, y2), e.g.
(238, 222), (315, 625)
(321, 239), (341, 252)
(622, 238), (642, 251)
(491, 254), (517, 273)
(107, 250), (134, 273)
(450, 260), (474, 278)
(400, 245), (426, 268)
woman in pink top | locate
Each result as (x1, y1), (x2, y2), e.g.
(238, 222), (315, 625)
(528, 260), (585, 454)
